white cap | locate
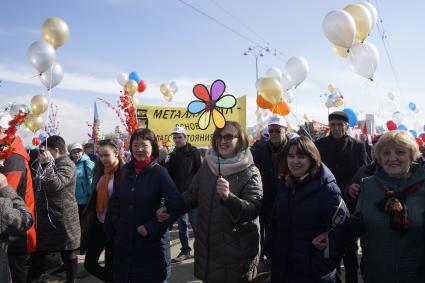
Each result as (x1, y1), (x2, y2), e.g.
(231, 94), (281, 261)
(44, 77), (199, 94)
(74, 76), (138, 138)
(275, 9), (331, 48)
(171, 126), (187, 136)
(71, 143), (83, 151)
(267, 115), (287, 128)
(0, 114), (12, 129)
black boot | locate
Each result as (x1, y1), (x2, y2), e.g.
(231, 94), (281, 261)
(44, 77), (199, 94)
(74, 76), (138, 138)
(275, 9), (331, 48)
(64, 258), (78, 283)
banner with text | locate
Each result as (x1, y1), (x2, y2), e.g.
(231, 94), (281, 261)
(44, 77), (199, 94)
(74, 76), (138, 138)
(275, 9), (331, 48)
(136, 96), (246, 147)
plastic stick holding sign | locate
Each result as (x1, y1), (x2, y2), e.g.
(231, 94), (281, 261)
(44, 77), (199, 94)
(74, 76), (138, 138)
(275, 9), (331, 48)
(136, 96), (246, 147)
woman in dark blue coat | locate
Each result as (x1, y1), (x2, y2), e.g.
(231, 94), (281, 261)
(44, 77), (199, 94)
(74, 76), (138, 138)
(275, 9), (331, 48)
(105, 128), (185, 283)
(265, 136), (348, 283)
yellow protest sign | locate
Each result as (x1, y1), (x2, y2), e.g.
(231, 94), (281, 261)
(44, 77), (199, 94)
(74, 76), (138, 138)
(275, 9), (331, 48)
(136, 96), (246, 147)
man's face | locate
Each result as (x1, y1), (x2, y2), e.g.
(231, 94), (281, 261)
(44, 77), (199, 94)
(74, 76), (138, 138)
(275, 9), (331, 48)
(172, 133), (187, 148)
(329, 119), (347, 139)
(71, 149), (83, 161)
(268, 125), (286, 146)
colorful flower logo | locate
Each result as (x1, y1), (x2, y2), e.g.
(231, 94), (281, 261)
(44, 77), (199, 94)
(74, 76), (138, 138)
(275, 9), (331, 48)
(187, 80), (236, 130)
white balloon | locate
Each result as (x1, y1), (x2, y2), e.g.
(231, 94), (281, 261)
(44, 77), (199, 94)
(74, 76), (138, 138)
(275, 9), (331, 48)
(280, 73), (294, 91)
(256, 77), (265, 91)
(387, 92), (395, 101)
(27, 41), (56, 74)
(322, 10), (356, 49)
(392, 112), (403, 125)
(359, 2), (378, 28)
(414, 107), (420, 113)
(282, 90), (294, 103)
(169, 81), (178, 94)
(348, 42), (379, 80)
(116, 72), (128, 86)
(39, 62), (64, 89)
(414, 122), (423, 132)
(284, 57), (309, 88)
(266, 67), (282, 79)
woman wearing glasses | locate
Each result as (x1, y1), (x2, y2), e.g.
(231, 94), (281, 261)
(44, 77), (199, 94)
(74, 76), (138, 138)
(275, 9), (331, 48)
(265, 136), (348, 283)
(81, 139), (123, 282)
(106, 128), (185, 283)
(182, 121), (263, 283)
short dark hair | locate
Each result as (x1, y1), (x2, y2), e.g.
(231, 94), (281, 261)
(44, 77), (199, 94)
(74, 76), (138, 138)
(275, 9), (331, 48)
(129, 128), (159, 160)
(211, 121), (249, 153)
(46, 135), (67, 154)
(280, 136), (321, 178)
(83, 143), (94, 150)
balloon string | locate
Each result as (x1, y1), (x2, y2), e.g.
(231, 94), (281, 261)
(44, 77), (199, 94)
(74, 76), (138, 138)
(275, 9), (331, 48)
(45, 65), (53, 148)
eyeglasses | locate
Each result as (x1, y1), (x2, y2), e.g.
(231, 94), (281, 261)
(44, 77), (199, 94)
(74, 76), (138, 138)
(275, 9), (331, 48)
(217, 134), (238, 142)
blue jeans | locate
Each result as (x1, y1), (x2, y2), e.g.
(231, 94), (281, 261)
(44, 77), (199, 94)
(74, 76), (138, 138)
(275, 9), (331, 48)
(178, 209), (197, 253)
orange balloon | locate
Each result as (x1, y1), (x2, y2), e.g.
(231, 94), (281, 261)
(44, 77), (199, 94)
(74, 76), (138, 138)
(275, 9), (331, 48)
(271, 101), (291, 116)
(256, 95), (274, 109)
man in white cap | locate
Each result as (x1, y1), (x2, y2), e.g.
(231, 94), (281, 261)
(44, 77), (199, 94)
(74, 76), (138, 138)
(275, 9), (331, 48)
(166, 126), (202, 262)
(251, 115), (288, 268)
(70, 142), (95, 217)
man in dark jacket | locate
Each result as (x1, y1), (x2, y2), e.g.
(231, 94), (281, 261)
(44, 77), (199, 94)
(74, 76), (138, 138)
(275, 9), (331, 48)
(315, 111), (368, 283)
(251, 115), (288, 263)
(166, 126), (202, 262)
(0, 113), (36, 283)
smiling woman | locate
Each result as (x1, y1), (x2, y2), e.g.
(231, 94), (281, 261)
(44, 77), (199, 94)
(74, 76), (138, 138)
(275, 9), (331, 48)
(351, 130), (425, 283)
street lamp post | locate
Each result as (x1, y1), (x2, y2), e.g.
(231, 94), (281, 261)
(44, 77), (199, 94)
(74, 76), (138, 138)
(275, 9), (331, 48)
(244, 46), (270, 96)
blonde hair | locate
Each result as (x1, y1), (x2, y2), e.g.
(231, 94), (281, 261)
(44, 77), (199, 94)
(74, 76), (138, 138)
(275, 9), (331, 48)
(373, 131), (421, 163)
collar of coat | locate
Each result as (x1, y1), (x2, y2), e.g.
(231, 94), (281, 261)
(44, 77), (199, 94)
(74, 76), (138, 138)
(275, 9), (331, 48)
(204, 148), (253, 177)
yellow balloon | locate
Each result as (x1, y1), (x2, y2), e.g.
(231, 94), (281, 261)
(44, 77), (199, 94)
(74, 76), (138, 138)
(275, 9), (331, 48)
(327, 84), (336, 93)
(125, 80), (138, 96)
(332, 44), (349, 58)
(30, 95), (49, 116)
(42, 17), (70, 49)
(25, 114), (45, 133)
(160, 83), (170, 95)
(344, 4), (372, 42)
(258, 77), (282, 104)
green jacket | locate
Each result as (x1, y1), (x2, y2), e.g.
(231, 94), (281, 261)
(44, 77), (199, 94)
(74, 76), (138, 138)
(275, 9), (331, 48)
(355, 163), (425, 283)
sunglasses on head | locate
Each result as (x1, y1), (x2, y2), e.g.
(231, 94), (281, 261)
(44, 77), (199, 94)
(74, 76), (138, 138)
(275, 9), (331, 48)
(98, 139), (118, 149)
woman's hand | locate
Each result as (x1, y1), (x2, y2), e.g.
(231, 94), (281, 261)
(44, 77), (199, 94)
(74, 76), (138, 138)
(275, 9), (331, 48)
(156, 207), (170, 222)
(312, 232), (328, 250)
(136, 225), (148, 236)
(216, 176), (230, 200)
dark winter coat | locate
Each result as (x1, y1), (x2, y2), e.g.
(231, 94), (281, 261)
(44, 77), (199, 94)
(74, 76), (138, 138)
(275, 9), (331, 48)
(106, 161), (185, 283)
(183, 149), (263, 283)
(0, 185), (33, 283)
(0, 137), (36, 253)
(265, 164), (349, 283)
(80, 160), (123, 254)
(36, 155), (81, 251)
(315, 135), (368, 205)
(166, 142), (202, 193)
(251, 140), (287, 222)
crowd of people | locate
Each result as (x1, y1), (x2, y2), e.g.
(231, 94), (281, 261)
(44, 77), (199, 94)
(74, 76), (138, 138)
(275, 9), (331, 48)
(0, 110), (425, 283)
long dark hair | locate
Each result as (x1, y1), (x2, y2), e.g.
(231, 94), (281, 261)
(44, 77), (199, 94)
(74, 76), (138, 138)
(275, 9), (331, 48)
(93, 139), (124, 177)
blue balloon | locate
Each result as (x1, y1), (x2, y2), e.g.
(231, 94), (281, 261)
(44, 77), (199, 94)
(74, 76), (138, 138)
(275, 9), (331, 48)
(408, 102), (416, 111)
(397, 124), (408, 131)
(128, 71), (142, 84)
(342, 108), (357, 127)
(409, 130), (417, 137)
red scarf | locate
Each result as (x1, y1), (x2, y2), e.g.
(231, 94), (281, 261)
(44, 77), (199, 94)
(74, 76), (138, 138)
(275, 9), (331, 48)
(134, 156), (153, 175)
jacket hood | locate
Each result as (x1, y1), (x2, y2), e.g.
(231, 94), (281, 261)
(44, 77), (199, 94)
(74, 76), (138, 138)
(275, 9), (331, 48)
(12, 137), (30, 162)
(77, 153), (91, 163)
(319, 163), (337, 187)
